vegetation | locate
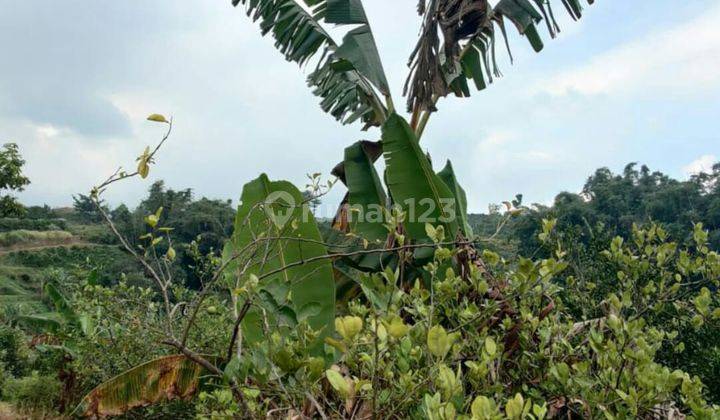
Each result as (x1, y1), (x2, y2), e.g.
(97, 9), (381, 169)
(1, 0), (719, 419)
(0, 229), (74, 248)
(472, 163), (720, 258)
(0, 143), (30, 218)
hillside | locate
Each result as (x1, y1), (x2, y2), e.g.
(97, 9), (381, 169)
(0, 214), (144, 333)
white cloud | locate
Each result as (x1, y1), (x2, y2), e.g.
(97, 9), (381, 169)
(544, 5), (720, 96)
(36, 125), (60, 139)
(683, 154), (717, 176)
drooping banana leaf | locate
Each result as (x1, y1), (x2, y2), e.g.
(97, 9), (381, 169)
(16, 314), (61, 333)
(494, 0), (545, 52)
(437, 160), (473, 238)
(406, 0), (597, 112)
(327, 140), (395, 272)
(232, 0), (390, 127)
(72, 355), (205, 417)
(382, 114), (460, 243)
(333, 26), (390, 97)
(223, 174), (335, 352)
(343, 141), (387, 242)
(44, 282), (80, 328)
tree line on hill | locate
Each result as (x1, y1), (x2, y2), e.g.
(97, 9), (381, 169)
(472, 162), (720, 257)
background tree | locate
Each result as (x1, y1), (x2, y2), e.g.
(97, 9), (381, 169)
(72, 194), (108, 223)
(476, 162), (720, 257)
(0, 143), (30, 217)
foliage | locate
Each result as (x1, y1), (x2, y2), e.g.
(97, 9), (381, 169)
(72, 355), (207, 417)
(11, 0), (720, 418)
(0, 324), (29, 377)
(23, 205), (58, 220)
(474, 163), (720, 258)
(383, 114), (460, 242)
(406, 0), (592, 114)
(117, 180), (235, 288)
(0, 217), (67, 232)
(0, 246), (145, 296)
(2, 371), (61, 413)
(0, 143), (30, 218)
(0, 229), (73, 248)
(232, 0), (389, 128)
(222, 173), (336, 352)
(73, 193), (108, 223)
(177, 221), (720, 418)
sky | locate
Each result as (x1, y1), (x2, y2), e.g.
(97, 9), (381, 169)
(2, 0), (719, 215)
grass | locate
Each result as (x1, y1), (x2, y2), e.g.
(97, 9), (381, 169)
(0, 276), (31, 295)
(0, 275), (49, 316)
(0, 230), (74, 248)
(67, 222), (116, 244)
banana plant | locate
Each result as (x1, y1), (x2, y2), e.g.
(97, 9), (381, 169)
(228, 0), (598, 269)
(73, 0), (599, 415)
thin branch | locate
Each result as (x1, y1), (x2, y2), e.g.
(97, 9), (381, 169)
(225, 299), (253, 362)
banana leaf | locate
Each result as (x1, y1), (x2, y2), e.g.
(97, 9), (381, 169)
(233, 0), (389, 127)
(343, 141), (388, 242)
(72, 355), (205, 417)
(16, 314), (61, 333)
(223, 174), (335, 352)
(382, 114), (460, 243)
(44, 282), (80, 328)
(437, 160), (474, 238)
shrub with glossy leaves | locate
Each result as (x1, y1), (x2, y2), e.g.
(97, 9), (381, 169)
(204, 222), (720, 418)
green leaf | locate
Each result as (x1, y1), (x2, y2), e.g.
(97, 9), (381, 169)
(427, 325), (450, 358)
(137, 146), (150, 179)
(232, 0), (388, 127)
(505, 393), (525, 419)
(145, 214), (159, 228)
(343, 140), (387, 242)
(16, 314), (61, 333)
(495, 0), (544, 51)
(325, 0), (368, 24)
(461, 45), (487, 91)
(484, 337), (497, 357)
(382, 114), (460, 242)
(45, 282), (80, 328)
(386, 316), (409, 339)
(335, 315), (363, 341)
(223, 174), (335, 353)
(325, 369), (351, 398)
(437, 160), (473, 238)
(472, 395), (498, 418)
(334, 25), (390, 96)
(72, 355), (206, 417)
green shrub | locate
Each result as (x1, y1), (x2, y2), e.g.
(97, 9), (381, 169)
(3, 371), (61, 412)
(0, 218), (67, 232)
(0, 245), (143, 287)
(68, 223), (117, 244)
(0, 230), (73, 247)
(0, 324), (28, 377)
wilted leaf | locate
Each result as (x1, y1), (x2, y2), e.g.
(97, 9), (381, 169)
(72, 355), (205, 417)
(146, 113), (168, 123)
